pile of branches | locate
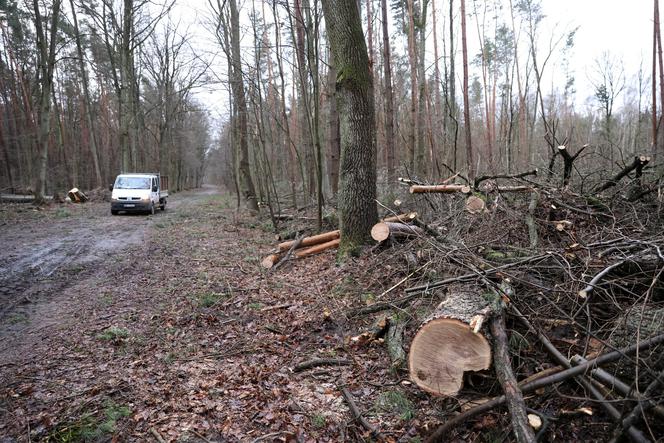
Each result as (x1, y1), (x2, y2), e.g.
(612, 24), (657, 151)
(372, 158), (664, 442)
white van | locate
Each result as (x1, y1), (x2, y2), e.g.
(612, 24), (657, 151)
(110, 173), (169, 215)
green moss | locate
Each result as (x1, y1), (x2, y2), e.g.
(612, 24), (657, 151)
(376, 390), (414, 421)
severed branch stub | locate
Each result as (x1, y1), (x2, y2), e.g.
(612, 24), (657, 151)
(408, 289), (493, 396)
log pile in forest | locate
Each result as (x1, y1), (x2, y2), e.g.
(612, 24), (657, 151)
(262, 212), (419, 268)
(341, 160), (664, 442)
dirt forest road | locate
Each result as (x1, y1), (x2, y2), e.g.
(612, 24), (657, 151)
(0, 187), (217, 338)
(0, 186), (428, 442)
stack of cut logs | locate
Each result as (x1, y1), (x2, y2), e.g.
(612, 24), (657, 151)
(262, 213), (420, 269)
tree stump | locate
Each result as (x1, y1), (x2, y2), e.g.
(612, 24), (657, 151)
(408, 289), (493, 396)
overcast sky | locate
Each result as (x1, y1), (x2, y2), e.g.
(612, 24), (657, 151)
(172, 0), (655, 121)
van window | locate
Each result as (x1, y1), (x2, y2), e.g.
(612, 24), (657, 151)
(115, 177), (151, 190)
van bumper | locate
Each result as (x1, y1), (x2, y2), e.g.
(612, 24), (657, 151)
(111, 201), (151, 212)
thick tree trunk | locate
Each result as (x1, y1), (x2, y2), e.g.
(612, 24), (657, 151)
(230, 0), (259, 211)
(33, 0), (62, 201)
(321, 0), (378, 253)
(69, 0), (102, 189)
(327, 49), (341, 196)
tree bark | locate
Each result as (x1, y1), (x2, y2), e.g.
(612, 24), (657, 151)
(381, 0), (396, 183)
(229, 0), (259, 211)
(460, 0), (474, 179)
(69, 0), (102, 188)
(33, 0), (62, 201)
(327, 49), (341, 196)
(321, 0), (378, 253)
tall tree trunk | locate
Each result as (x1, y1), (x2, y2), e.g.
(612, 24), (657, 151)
(460, 0), (474, 179)
(381, 0), (395, 183)
(406, 0), (418, 172)
(656, 0), (664, 153)
(321, 0), (378, 253)
(119, 0), (133, 172)
(416, 0), (428, 175)
(69, 0), (102, 188)
(327, 49), (341, 196)
(33, 0), (62, 201)
(229, 0), (259, 210)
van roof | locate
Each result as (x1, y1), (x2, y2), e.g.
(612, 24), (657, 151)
(117, 173), (158, 178)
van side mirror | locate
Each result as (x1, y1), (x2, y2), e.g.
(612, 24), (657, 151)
(152, 185), (158, 192)
(109, 184), (114, 191)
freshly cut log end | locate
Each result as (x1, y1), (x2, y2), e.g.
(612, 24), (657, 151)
(262, 253), (281, 269)
(370, 222), (423, 242)
(465, 196), (486, 214)
(409, 318), (492, 396)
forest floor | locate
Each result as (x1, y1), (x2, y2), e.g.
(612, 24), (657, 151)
(0, 186), (448, 442)
(1, 185), (658, 443)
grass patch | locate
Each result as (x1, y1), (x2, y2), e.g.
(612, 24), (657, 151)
(197, 291), (225, 308)
(311, 413), (326, 428)
(8, 313), (28, 324)
(97, 327), (130, 341)
(376, 390), (415, 421)
(247, 302), (263, 310)
(48, 400), (131, 442)
(55, 208), (71, 218)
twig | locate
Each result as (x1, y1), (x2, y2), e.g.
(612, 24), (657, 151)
(150, 428), (167, 443)
(405, 253), (550, 294)
(339, 386), (381, 437)
(292, 358), (351, 372)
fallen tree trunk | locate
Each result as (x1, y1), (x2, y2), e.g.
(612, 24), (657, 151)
(408, 289), (493, 396)
(410, 184), (471, 194)
(371, 222), (424, 242)
(595, 155), (651, 193)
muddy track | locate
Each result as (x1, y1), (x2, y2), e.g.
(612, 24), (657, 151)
(0, 186), (218, 327)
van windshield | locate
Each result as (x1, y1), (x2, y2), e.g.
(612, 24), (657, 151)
(115, 177), (151, 190)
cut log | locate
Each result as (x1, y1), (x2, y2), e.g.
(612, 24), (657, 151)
(261, 253), (282, 269)
(67, 187), (88, 203)
(410, 184), (471, 194)
(465, 195), (486, 214)
(409, 289), (493, 396)
(278, 230), (340, 252)
(371, 222), (424, 242)
(263, 238), (341, 269)
(294, 238), (340, 258)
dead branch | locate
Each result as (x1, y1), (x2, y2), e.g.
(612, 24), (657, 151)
(424, 332), (664, 442)
(410, 184), (471, 194)
(339, 386), (381, 437)
(473, 169), (538, 190)
(489, 312), (536, 443)
(405, 254), (550, 295)
(595, 155), (651, 193)
(292, 358), (351, 372)
(610, 369), (664, 442)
